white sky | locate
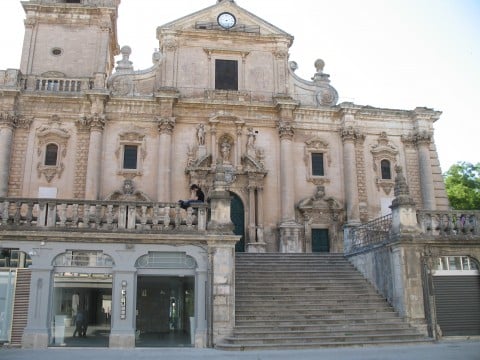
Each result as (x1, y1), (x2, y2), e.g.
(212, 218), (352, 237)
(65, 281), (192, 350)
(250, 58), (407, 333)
(1, 0), (479, 172)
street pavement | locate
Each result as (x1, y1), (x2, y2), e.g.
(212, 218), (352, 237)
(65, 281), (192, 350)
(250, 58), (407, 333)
(1, 340), (480, 360)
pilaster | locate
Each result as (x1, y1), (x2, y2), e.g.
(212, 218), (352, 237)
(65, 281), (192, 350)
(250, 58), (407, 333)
(156, 117), (175, 202)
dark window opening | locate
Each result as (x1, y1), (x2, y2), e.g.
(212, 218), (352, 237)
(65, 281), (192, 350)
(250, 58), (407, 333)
(65, 0), (81, 3)
(381, 159), (392, 179)
(311, 153), (324, 176)
(123, 145), (138, 169)
(45, 144), (58, 166)
(215, 59), (238, 90)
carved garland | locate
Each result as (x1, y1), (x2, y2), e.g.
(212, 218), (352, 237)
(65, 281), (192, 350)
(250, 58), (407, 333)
(371, 132), (398, 195)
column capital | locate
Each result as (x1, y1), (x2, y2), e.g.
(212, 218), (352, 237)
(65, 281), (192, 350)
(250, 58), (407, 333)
(341, 125), (364, 142)
(277, 121), (295, 140)
(156, 116), (176, 135)
(401, 130), (432, 147)
(77, 113), (106, 131)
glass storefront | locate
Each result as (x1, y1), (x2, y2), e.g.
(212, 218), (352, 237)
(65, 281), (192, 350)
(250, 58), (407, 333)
(136, 276), (194, 347)
(51, 273), (112, 347)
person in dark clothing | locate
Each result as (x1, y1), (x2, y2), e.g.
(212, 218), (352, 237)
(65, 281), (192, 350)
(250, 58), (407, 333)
(73, 309), (87, 337)
(179, 184), (205, 210)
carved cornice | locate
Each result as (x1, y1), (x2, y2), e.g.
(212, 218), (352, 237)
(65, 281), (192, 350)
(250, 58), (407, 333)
(156, 117), (176, 135)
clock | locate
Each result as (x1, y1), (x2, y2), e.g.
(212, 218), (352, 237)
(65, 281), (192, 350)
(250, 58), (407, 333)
(217, 12), (236, 29)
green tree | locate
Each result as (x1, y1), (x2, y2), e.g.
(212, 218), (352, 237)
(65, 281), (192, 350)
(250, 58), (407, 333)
(444, 162), (480, 210)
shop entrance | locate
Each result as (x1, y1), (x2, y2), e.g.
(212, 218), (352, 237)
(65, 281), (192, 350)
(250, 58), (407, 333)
(51, 273), (112, 347)
(136, 276), (194, 347)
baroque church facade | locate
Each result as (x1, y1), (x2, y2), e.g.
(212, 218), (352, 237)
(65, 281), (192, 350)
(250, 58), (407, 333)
(3, 0), (476, 351)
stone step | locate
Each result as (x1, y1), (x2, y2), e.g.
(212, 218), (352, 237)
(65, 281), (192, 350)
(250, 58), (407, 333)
(236, 312), (400, 322)
(216, 338), (432, 351)
(235, 303), (391, 315)
(217, 253), (429, 351)
(233, 322), (415, 333)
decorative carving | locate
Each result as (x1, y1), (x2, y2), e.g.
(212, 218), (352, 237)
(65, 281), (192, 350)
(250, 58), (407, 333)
(105, 179), (151, 202)
(341, 126), (364, 142)
(163, 38), (178, 52)
(274, 50), (288, 59)
(77, 113), (106, 131)
(277, 121), (295, 140)
(401, 130), (433, 147)
(111, 76), (133, 96)
(391, 166), (416, 207)
(156, 117), (176, 135)
(36, 122), (70, 183)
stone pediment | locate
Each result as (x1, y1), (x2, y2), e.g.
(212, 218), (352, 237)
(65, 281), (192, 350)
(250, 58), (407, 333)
(157, 1), (293, 40)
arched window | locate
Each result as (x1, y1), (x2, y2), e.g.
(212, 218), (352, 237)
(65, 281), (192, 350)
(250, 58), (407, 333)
(45, 143), (59, 166)
(381, 159), (391, 179)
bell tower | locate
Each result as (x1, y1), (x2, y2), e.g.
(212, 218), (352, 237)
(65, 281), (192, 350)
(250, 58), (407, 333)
(20, 0), (120, 78)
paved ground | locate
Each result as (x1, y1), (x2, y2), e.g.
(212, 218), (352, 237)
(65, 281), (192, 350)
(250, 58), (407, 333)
(1, 340), (480, 360)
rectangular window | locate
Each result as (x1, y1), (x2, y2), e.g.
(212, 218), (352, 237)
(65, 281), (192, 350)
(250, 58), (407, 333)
(312, 229), (329, 252)
(123, 145), (138, 169)
(311, 153), (324, 176)
(215, 59), (238, 90)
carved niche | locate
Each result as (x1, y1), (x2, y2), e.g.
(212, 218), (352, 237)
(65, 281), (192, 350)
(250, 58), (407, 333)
(36, 117), (70, 183)
(371, 132), (398, 195)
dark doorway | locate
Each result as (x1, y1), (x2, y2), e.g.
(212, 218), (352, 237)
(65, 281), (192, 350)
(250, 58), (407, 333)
(230, 192), (245, 252)
(312, 229), (330, 252)
(136, 276), (194, 347)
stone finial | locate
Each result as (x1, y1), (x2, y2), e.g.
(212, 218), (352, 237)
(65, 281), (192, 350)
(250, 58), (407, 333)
(312, 59), (330, 83)
(391, 166), (416, 208)
(115, 46), (134, 72)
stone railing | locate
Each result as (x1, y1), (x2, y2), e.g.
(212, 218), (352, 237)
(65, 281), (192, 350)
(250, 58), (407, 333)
(21, 76), (93, 93)
(0, 198), (207, 233)
(349, 214), (392, 251)
(417, 210), (479, 236)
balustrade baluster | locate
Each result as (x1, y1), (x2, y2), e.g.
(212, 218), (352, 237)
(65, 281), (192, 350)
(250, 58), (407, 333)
(94, 204), (102, 229)
(152, 205), (160, 229)
(186, 208), (193, 228)
(174, 205), (181, 229)
(72, 204), (79, 227)
(25, 202), (34, 226)
(14, 202), (21, 225)
(163, 206), (171, 229)
(140, 205), (148, 229)
(1, 201), (9, 225)
(59, 203), (67, 227)
(127, 205), (136, 229)
(83, 205), (90, 228)
(106, 204), (114, 230)
(118, 205), (126, 229)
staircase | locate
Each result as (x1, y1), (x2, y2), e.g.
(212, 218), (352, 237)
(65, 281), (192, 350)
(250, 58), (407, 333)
(217, 253), (430, 350)
(9, 269), (31, 347)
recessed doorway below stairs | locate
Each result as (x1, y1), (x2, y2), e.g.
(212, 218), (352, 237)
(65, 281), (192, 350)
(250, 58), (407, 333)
(136, 276), (194, 347)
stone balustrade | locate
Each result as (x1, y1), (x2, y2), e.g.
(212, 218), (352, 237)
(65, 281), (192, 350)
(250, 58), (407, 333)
(21, 76), (93, 93)
(347, 210), (480, 254)
(417, 210), (479, 236)
(0, 197), (207, 232)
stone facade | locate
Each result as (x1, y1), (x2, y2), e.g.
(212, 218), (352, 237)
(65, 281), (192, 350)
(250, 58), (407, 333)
(0, 0), (463, 349)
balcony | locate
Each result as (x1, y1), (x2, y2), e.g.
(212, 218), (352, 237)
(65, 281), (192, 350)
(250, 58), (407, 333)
(0, 198), (207, 234)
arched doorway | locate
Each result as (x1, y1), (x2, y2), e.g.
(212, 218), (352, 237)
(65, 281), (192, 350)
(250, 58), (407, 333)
(230, 192), (245, 252)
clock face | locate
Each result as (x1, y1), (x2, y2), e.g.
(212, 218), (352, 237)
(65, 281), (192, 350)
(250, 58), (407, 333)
(217, 12), (236, 29)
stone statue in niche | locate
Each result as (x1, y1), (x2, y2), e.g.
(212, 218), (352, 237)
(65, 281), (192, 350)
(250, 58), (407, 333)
(197, 124), (205, 146)
(220, 140), (231, 164)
